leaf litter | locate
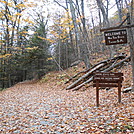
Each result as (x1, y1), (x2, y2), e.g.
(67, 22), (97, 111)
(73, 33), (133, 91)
(0, 66), (134, 133)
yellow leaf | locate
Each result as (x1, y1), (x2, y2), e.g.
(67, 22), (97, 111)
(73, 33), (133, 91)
(122, 15), (127, 20)
(25, 47), (38, 50)
(0, 54), (12, 58)
(16, 3), (26, 9)
(28, 21), (34, 24)
(37, 36), (46, 40)
(25, 47), (34, 50)
(47, 57), (53, 61)
(7, 14), (12, 18)
(0, 0), (7, 4)
(26, 3), (36, 7)
(101, 40), (105, 43)
(21, 31), (28, 34)
(124, 118), (129, 121)
(7, 2), (13, 7)
(15, 13), (22, 16)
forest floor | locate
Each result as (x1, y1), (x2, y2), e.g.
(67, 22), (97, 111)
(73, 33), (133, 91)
(0, 48), (134, 133)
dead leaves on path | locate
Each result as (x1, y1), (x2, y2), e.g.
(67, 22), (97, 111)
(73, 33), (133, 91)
(0, 83), (134, 133)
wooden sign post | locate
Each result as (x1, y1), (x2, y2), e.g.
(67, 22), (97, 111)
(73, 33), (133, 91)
(93, 72), (123, 107)
(100, 13), (134, 92)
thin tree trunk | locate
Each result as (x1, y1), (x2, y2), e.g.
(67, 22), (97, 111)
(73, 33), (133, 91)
(58, 42), (61, 71)
(66, 0), (77, 59)
(96, 0), (115, 58)
(115, 0), (122, 23)
(69, 0), (79, 58)
(129, 1), (134, 92)
(96, 0), (109, 26)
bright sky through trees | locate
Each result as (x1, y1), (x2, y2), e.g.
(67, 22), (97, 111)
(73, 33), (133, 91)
(25, 0), (118, 28)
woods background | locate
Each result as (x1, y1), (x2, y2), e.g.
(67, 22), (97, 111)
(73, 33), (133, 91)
(0, 0), (134, 89)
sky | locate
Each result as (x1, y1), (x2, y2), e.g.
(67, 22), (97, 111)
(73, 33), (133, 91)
(50, 0), (118, 25)
(23, 0), (119, 32)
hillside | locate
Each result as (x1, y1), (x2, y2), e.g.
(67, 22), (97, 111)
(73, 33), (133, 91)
(0, 46), (134, 133)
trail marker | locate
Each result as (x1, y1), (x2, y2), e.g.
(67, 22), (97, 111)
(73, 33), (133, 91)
(93, 72), (123, 107)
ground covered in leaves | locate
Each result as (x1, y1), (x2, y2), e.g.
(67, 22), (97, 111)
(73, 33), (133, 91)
(0, 50), (134, 133)
(0, 74), (134, 133)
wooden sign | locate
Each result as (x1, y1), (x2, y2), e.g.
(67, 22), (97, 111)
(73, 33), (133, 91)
(93, 72), (123, 84)
(104, 29), (127, 45)
(93, 72), (123, 107)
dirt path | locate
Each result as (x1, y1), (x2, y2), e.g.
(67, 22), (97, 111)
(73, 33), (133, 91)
(0, 83), (134, 133)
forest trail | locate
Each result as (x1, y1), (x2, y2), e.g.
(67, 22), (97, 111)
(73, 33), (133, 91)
(0, 79), (134, 133)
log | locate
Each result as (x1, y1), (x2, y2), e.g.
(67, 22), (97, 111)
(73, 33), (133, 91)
(66, 62), (107, 90)
(64, 70), (86, 84)
(65, 54), (126, 84)
(65, 59), (109, 84)
(102, 56), (130, 72)
(98, 55), (127, 71)
(64, 61), (107, 84)
(72, 76), (93, 91)
(122, 87), (132, 93)
(86, 54), (126, 72)
(72, 56), (131, 91)
(67, 55), (125, 83)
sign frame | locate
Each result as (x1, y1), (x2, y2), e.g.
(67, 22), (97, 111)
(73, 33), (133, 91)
(93, 72), (123, 107)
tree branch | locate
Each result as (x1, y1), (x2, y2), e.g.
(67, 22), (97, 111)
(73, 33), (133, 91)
(54, 0), (68, 11)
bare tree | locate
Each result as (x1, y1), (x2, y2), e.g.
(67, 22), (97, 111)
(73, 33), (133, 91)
(115, 0), (123, 22)
(53, 0), (91, 68)
(96, 0), (109, 26)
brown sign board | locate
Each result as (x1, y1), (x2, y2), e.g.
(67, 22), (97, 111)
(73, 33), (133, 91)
(93, 72), (123, 86)
(93, 72), (123, 107)
(104, 29), (127, 45)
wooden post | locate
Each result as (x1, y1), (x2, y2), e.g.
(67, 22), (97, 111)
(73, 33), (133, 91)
(118, 81), (121, 103)
(100, 24), (134, 32)
(96, 80), (99, 107)
(127, 13), (134, 92)
(100, 13), (134, 92)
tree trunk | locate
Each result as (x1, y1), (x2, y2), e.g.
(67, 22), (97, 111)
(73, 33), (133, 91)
(115, 0), (123, 23)
(69, 0), (79, 58)
(129, 2), (134, 92)
(96, 0), (115, 58)
(96, 0), (109, 26)
(79, 43), (90, 69)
